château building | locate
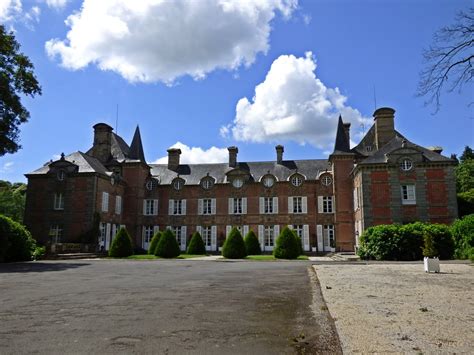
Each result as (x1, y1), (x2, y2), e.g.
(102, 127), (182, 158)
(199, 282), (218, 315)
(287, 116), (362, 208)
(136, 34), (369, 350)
(24, 107), (458, 253)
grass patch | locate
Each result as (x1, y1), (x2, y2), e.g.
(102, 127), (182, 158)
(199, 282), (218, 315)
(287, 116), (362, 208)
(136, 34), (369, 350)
(177, 254), (208, 259)
(245, 255), (309, 261)
(127, 254), (158, 260)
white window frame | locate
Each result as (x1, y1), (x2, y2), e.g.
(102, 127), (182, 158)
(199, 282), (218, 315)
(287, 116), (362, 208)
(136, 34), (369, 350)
(115, 196), (122, 215)
(318, 196), (334, 214)
(49, 224), (63, 243)
(101, 192), (109, 212)
(203, 198), (212, 215)
(169, 199), (186, 215)
(401, 185), (416, 205)
(170, 226), (187, 251)
(54, 193), (64, 210)
(400, 158), (413, 171)
(324, 225), (335, 249)
(143, 199), (158, 216)
(260, 197), (278, 214)
(202, 226), (212, 247)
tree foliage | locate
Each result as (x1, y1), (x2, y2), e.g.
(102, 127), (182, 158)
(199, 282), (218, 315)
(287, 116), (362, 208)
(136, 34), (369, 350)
(0, 180), (26, 222)
(455, 146), (474, 216)
(0, 214), (36, 262)
(187, 232), (206, 255)
(0, 25), (42, 156)
(451, 214), (474, 261)
(417, 8), (473, 112)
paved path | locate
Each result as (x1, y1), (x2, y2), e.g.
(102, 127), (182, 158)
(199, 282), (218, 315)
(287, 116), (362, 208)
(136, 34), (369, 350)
(0, 260), (341, 354)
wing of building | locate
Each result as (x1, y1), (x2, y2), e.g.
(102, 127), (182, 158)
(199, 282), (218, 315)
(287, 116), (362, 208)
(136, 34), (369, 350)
(24, 107), (458, 253)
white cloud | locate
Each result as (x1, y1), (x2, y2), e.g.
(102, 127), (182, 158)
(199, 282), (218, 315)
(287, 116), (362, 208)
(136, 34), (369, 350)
(45, 0), (298, 84)
(45, 0), (69, 9)
(0, 161), (14, 173)
(153, 142), (228, 164)
(222, 52), (370, 149)
(0, 0), (22, 22)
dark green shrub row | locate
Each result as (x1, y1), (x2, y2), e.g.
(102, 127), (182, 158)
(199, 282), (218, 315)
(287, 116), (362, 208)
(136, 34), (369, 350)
(0, 214), (37, 262)
(451, 214), (474, 261)
(357, 222), (454, 261)
(273, 226), (301, 259)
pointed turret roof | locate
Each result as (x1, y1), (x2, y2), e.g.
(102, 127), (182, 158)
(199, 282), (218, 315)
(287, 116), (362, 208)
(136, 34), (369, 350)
(129, 125), (146, 162)
(333, 115), (351, 153)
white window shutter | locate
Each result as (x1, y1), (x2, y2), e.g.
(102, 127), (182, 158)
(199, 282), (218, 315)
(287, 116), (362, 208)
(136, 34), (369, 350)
(168, 200), (173, 215)
(332, 196), (335, 213)
(142, 226), (146, 249)
(143, 200), (147, 215)
(112, 224), (117, 238)
(226, 225), (231, 238)
(258, 225), (264, 250)
(243, 225), (249, 237)
(303, 225), (310, 251)
(273, 197), (278, 214)
(242, 198), (247, 214)
(198, 199), (203, 215)
(288, 197), (293, 214)
(211, 226), (217, 250)
(196, 226), (202, 238)
(318, 196), (323, 213)
(302, 197), (308, 214)
(259, 197), (264, 214)
(182, 200), (187, 215)
(274, 225), (280, 238)
(154, 199), (159, 215)
(181, 226), (187, 251)
(153, 225), (159, 236)
(211, 198), (216, 215)
(120, 224), (126, 230)
(316, 225), (323, 251)
(228, 198), (233, 214)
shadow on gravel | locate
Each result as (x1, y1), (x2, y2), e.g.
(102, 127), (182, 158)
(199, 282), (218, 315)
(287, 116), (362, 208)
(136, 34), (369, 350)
(0, 262), (90, 273)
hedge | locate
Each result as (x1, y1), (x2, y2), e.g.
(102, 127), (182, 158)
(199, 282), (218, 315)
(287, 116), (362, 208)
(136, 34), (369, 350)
(244, 230), (261, 255)
(0, 214), (37, 262)
(273, 226), (300, 259)
(357, 222), (455, 261)
(155, 229), (180, 258)
(148, 231), (162, 255)
(222, 227), (247, 259)
(451, 214), (474, 261)
(187, 232), (206, 255)
(109, 227), (134, 257)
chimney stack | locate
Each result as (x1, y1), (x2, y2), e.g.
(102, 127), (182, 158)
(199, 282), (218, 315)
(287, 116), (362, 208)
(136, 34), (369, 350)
(91, 123), (113, 163)
(276, 145), (284, 164)
(228, 146), (238, 168)
(167, 148), (181, 171)
(374, 107), (396, 150)
(342, 123), (351, 146)
(428, 146), (443, 154)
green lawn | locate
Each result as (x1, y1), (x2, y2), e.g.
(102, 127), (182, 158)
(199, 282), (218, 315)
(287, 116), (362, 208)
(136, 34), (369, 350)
(245, 255), (309, 261)
(125, 254), (207, 260)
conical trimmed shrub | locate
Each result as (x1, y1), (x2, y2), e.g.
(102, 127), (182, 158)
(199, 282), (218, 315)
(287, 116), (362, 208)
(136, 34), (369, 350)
(292, 230), (303, 256)
(222, 227), (247, 259)
(273, 226), (299, 259)
(109, 227), (134, 257)
(155, 229), (180, 258)
(244, 230), (261, 255)
(148, 231), (162, 255)
(187, 232), (206, 255)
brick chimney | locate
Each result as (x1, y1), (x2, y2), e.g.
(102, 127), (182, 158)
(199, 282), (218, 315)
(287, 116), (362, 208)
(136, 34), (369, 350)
(91, 123), (113, 163)
(228, 146), (238, 168)
(167, 148), (181, 171)
(276, 145), (284, 164)
(374, 107), (396, 150)
(343, 123), (351, 146)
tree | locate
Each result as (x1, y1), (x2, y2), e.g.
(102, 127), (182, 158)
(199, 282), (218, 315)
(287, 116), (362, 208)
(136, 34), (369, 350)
(0, 180), (26, 222)
(155, 229), (180, 258)
(222, 227), (247, 259)
(273, 226), (300, 259)
(187, 232), (206, 255)
(0, 25), (42, 156)
(455, 146), (474, 216)
(244, 230), (261, 255)
(417, 8), (473, 112)
(148, 231), (162, 255)
(108, 227), (134, 257)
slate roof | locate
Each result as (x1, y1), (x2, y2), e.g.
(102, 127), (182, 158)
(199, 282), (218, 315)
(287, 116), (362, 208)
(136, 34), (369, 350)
(333, 115), (351, 154)
(128, 126), (146, 162)
(150, 159), (331, 185)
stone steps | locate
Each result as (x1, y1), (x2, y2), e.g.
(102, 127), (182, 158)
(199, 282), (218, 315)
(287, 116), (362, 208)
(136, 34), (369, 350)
(47, 253), (104, 260)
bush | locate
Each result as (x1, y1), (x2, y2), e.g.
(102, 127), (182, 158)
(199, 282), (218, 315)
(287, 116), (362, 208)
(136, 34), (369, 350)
(398, 222), (425, 260)
(244, 230), (261, 255)
(357, 224), (401, 260)
(0, 214), (36, 262)
(422, 233), (438, 258)
(273, 226), (300, 259)
(451, 214), (474, 261)
(108, 227), (134, 257)
(187, 232), (206, 255)
(424, 224), (454, 259)
(148, 231), (162, 255)
(33, 246), (46, 260)
(155, 229), (180, 258)
(292, 230), (304, 256)
(222, 227), (247, 259)
(457, 189), (474, 217)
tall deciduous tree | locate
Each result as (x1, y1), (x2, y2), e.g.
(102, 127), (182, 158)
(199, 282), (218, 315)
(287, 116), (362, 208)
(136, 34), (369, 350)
(0, 25), (41, 156)
(417, 8), (473, 112)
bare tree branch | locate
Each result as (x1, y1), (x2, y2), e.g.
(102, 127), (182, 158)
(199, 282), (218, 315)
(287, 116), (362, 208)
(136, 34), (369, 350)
(417, 8), (474, 113)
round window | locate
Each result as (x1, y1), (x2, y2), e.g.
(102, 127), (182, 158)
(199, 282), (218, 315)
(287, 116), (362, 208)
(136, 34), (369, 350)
(201, 178), (214, 190)
(291, 174), (303, 187)
(400, 158), (413, 171)
(232, 178), (244, 188)
(263, 175), (275, 188)
(321, 175), (332, 186)
(173, 178), (184, 190)
(146, 179), (157, 191)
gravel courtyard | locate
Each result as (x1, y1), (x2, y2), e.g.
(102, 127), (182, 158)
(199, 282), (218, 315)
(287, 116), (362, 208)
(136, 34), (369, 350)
(314, 262), (474, 354)
(0, 260), (340, 354)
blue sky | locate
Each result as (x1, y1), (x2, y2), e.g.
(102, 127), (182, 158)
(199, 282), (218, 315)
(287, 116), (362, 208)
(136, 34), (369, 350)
(1, 0), (473, 183)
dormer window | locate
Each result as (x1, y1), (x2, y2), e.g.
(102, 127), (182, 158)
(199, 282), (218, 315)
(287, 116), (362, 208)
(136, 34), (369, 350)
(232, 177), (244, 189)
(262, 175), (275, 188)
(146, 179), (158, 191)
(172, 177), (185, 191)
(290, 174), (304, 187)
(366, 145), (373, 152)
(321, 175), (333, 187)
(57, 170), (66, 181)
(400, 158), (413, 171)
(201, 176), (215, 190)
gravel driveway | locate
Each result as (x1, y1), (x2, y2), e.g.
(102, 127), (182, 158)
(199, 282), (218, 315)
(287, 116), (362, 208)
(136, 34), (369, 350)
(0, 260), (341, 354)
(314, 262), (474, 354)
